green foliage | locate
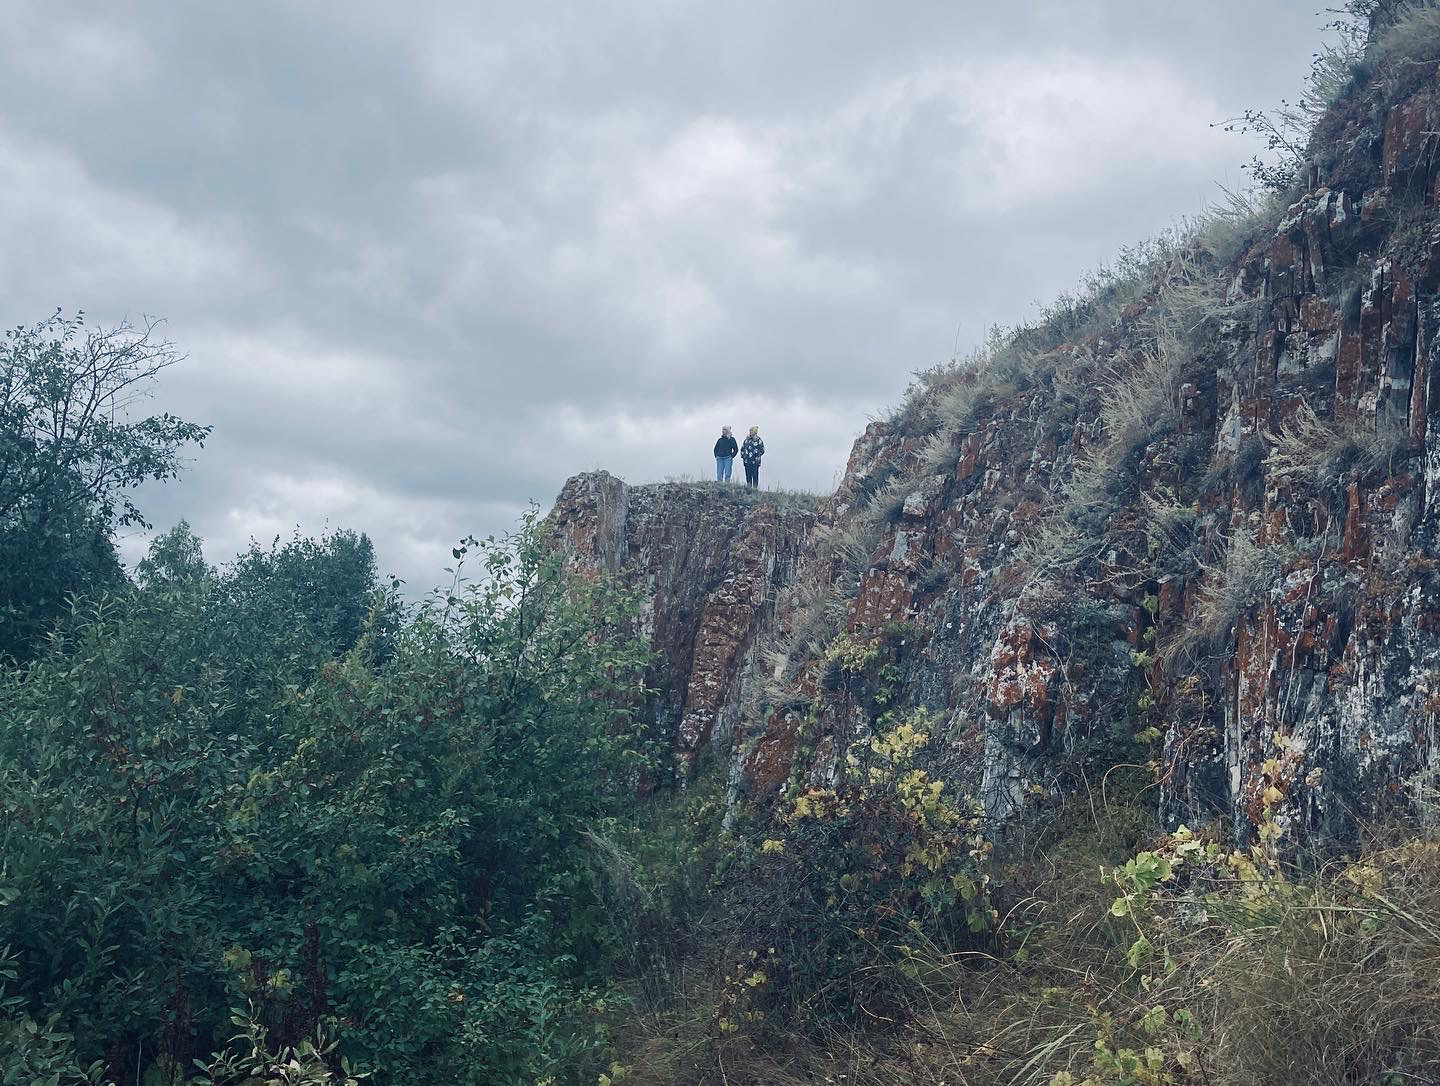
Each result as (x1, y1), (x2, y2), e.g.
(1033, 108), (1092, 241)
(226, 530), (391, 658)
(607, 748), (733, 969)
(0, 513), (653, 1083)
(0, 950), (109, 1085)
(0, 501), (123, 664)
(822, 630), (884, 679)
(192, 1006), (366, 1085)
(0, 312), (209, 661)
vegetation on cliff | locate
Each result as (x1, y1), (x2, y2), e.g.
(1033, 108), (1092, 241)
(606, 784), (1440, 1085)
(587, 3), (1440, 1080)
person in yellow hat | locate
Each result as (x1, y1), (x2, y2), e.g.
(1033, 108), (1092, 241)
(740, 426), (765, 489)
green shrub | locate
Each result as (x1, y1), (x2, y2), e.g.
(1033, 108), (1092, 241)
(0, 948), (109, 1085)
(714, 709), (995, 1031)
(192, 1006), (366, 1085)
(0, 513), (653, 1083)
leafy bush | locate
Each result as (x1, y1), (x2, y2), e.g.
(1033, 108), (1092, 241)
(193, 1007), (366, 1085)
(0, 514), (652, 1083)
(714, 708), (994, 1031)
(0, 948), (109, 1085)
(0, 502), (124, 664)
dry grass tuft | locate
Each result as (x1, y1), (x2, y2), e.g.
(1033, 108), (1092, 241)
(1160, 525), (1294, 673)
(1265, 400), (1413, 486)
(1195, 185), (1286, 266)
(1375, 2), (1440, 67)
(1016, 258), (1236, 584)
(1185, 843), (1440, 1084)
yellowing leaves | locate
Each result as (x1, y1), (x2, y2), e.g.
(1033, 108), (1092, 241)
(823, 632), (883, 675)
(789, 789), (835, 820)
(1344, 864), (1384, 895)
(597, 1062), (630, 1086)
(869, 710), (932, 766)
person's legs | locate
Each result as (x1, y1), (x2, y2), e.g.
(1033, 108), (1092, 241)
(744, 461), (758, 487)
(722, 455), (733, 481)
(715, 456), (725, 482)
(752, 462), (760, 489)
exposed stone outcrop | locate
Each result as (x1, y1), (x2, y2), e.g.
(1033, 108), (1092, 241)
(553, 32), (1440, 847)
(550, 471), (816, 780)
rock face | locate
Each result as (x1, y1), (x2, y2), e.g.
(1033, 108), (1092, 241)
(549, 472), (816, 780)
(553, 36), (1440, 845)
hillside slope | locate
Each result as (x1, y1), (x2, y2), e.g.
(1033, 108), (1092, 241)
(554, 7), (1440, 850)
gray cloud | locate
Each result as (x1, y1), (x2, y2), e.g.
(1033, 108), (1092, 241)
(1, 0), (1324, 589)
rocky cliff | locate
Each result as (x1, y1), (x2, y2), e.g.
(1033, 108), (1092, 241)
(553, 13), (1440, 846)
(549, 472), (816, 780)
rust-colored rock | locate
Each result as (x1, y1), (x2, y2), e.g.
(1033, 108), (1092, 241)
(551, 472), (815, 780)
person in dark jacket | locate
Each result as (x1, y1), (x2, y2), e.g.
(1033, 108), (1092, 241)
(740, 426), (765, 488)
(714, 426), (738, 482)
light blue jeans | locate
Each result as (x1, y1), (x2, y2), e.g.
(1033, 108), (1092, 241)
(715, 455), (734, 481)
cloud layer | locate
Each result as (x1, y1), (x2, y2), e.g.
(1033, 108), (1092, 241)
(0, 1), (1323, 589)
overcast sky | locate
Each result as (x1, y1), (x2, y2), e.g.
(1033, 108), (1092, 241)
(1, 1), (1325, 590)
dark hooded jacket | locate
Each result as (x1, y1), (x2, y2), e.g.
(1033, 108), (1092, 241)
(714, 434), (738, 458)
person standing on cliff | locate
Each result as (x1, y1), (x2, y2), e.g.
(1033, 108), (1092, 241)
(713, 426), (738, 482)
(740, 426), (765, 489)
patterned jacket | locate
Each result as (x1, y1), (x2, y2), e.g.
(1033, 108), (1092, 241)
(741, 434), (765, 464)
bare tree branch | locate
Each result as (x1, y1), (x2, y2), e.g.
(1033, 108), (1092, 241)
(0, 311), (209, 532)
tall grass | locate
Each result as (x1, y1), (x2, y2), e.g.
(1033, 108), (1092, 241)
(605, 794), (1440, 1085)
